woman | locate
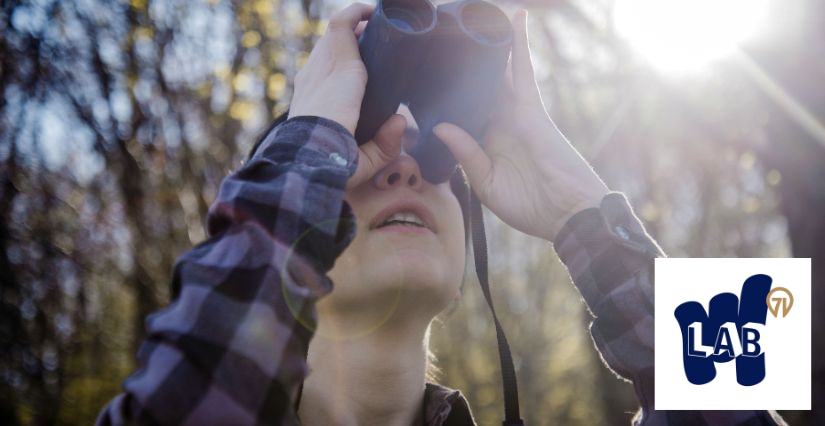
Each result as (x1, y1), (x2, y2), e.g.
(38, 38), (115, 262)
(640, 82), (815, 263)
(97, 4), (785, 425)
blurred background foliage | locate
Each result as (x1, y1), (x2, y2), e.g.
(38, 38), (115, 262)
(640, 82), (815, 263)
(1, 0), (823, 424)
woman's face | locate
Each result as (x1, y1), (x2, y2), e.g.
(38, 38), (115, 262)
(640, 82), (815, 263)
(324, 139), (466, 327)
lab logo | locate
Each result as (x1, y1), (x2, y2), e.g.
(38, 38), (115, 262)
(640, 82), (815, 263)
(766, 287), (793, 318)
(674, 274), (771, 386)
(655, 258), (811, 410)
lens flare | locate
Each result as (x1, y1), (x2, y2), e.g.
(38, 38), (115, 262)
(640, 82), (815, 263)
(613, 0), (768, 72)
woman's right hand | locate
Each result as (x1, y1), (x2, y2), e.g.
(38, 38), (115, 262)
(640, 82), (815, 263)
(289, 3), (371, 133)
(434, 10), (609, 241)
(288, 2), (405, 189)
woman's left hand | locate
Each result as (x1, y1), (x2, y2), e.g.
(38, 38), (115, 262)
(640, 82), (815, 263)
(434, 10), (609, 242)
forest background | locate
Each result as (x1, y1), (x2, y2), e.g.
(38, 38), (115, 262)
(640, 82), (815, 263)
(1, 0), (823, 424)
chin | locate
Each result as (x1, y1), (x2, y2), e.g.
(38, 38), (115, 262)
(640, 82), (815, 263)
(377, 247), (446, 281)
(370, 248), (460, 306)
(326, 226), (465, 317)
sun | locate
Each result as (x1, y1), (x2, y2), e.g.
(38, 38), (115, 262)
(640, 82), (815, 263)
(613, 0), (768, 72)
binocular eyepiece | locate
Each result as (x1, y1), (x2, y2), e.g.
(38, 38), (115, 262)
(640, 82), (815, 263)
(355, 0), (512, 183)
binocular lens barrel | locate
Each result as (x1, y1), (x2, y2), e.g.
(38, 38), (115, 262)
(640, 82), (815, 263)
(459, 1), (511, 45)
(354, 0), (435, 144)
(383, 0), (436, 32)
(378, 0), (436, 32)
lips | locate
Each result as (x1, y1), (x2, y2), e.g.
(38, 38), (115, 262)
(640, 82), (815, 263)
(369, 200), (436, 233)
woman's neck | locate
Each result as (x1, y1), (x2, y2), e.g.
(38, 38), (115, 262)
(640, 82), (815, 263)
(298, 312), (431, 426)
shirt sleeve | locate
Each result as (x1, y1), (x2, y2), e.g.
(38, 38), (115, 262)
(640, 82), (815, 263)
(553, 192), (786, 426)
(96, 116), (359, 426)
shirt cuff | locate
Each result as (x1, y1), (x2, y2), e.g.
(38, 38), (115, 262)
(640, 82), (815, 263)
(252, 116), (359, 177)
(249, 115), (360, 271)
(554, 192), (664, 312)
(556, 192), (665, 260)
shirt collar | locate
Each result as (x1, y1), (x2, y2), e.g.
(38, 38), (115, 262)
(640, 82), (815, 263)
(424, 382), (465, 425)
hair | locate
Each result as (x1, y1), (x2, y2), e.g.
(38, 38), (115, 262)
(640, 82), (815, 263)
(424, 325), (441, 382)
(250, 114), (472, 384)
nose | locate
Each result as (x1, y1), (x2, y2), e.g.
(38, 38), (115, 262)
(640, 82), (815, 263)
(372, 154), (423, 190)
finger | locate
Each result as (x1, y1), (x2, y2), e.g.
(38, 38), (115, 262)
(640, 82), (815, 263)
(349, 114), (405, 188)
(354, 20), (368, 37)
(510, 9), (539, 101)
(433, 123), (493, 194)
(328, 3), (374, 32)
(371, 114), (405, 159)
(501, 59), (516, 103)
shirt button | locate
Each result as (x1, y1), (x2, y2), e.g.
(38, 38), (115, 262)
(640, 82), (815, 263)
(614, 225), (630, 240)
(328, 152), (347, 167)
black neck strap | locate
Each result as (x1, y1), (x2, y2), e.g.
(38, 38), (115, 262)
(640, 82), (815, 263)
(470, 192), (524, 426)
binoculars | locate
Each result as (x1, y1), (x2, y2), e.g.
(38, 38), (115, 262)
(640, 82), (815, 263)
(355, 0), (512, 183)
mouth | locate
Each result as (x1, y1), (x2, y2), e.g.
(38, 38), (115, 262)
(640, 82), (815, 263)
(369, 201), (436, 233)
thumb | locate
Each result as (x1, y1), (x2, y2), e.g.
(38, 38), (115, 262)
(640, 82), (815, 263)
(434, 123), (493, 193)
(349, 114), (406, 188)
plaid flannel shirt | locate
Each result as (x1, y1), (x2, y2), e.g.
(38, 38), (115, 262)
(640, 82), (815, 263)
(555, 196), (785, 426)
(97, 116), (785, 425)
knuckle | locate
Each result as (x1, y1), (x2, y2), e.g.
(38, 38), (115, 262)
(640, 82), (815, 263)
(366, 142), (391, 163)
(328, 3), (369, 31)
(352, 2), (371, 12)
(332, 4), (351, 17)
(347, 2), (369, 13)
(329, 6), (354, 29)
(327, 17), (345, 31)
